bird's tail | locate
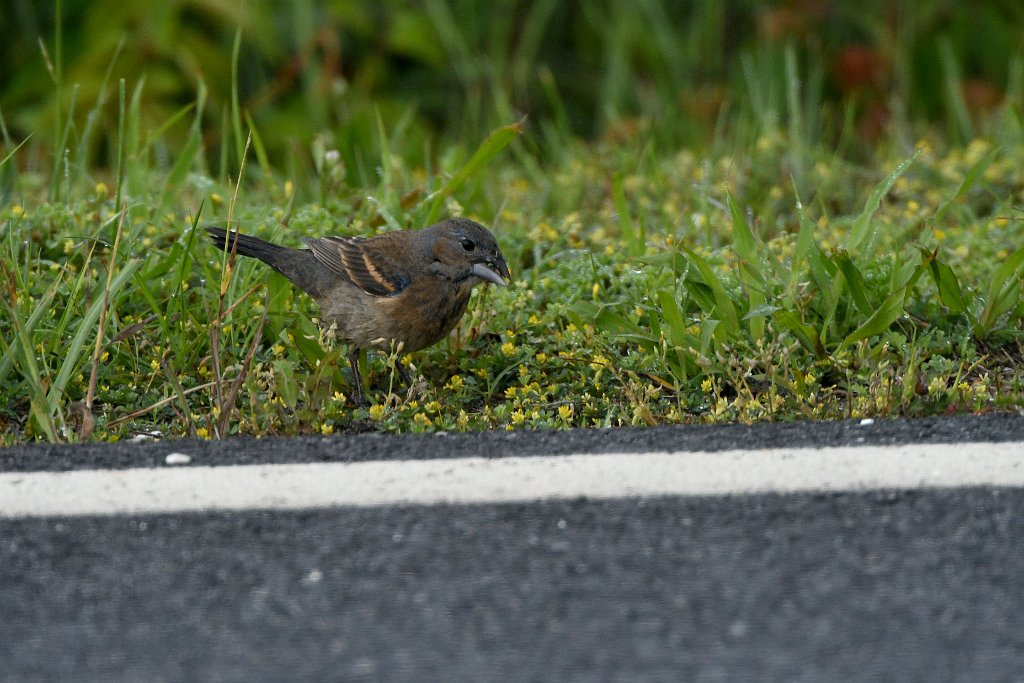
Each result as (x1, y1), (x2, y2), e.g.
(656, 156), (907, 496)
(206, 227), (287, 264)
(205, 227), (326, 297)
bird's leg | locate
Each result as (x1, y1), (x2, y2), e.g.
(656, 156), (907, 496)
(347, 347), (368, 406)
(394, 357), (413, 387)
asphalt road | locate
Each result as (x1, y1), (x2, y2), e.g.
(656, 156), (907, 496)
(2, 413), (1023, 682)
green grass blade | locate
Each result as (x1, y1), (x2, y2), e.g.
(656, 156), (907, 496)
(923, 250), (967, 316)
(934, 145), (999, 223)
(230, 28), (245, 171)
(847, 152), (918, 252)
(773, 310), (825, 358)
(426, 120), (523, 224)
(244, 111), (271, 177)
(934, 262), (967, 315)
(727, 192), (757, 265)
(785, 43), (805, 188)
(807, 246), (838, 321)
(977, 244), (1024, 335)
(683, 247), (741, 338)
(613, 173), (642, 256)
(0, 282), (60, 389)
(46, 258), (142, 408)
(656, 288), (688, 351)
(143, 101), (194, 157)
(162, 81), (207, 205)
(3, 302), (59, 442)
(114, 79), (127, 210)
(0, 134), (32, 172)
(790, 189), (817, 289)
(841, 289), (906, 348)
(375, 107), (396, 211)
(48, 83), (78, 202)
(127, 77), (145, 160)
(832, 250), (873, 316)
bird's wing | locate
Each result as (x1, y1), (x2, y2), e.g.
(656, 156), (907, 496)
(304, 235), (412, 297)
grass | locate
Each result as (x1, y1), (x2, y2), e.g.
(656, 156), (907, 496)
(3, 110), (1023, 444)
(2, 7), (1024, 443)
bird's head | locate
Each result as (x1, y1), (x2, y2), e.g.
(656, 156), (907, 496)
(428, 217), (511, 287)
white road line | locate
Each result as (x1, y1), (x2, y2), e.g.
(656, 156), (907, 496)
(1, 442), (1023, 518)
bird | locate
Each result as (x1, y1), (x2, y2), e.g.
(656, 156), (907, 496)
(206, 217), (511, 406)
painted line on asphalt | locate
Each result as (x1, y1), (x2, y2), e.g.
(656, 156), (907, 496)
(1, 441), (1022, 518)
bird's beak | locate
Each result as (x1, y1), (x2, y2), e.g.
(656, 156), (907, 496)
(472, 262), (507, 287)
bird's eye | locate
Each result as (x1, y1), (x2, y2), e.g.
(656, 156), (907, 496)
(460, 238), (475, 252)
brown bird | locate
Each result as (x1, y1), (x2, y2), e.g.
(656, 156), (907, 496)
(206, 217), (511, 405)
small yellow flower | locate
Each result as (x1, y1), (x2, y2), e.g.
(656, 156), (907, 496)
(510, 409), (526, 425)
(413, 413), (432, 427)
(701, 378), (713, 392)
(446, 375), (464, 390)
(504, 387), (518, 399)
(11, 205), (25, 218)
(368, 404), (387, 420)
(713, 397), (731, 417)
(195, 427), (209, 439)
(272, 344), (285, 356)
(558, 404), (573, 420)
(501, 342), (516, 357)
(95, 182), (108, 197)
(536, 352), (547, 364)
(320, 423), (334, 435)
(150, 359), (159, 371)
(63, 238), (75, 254)
(284, 180), (294, 197)
(528, 314), (540, 325)
(210, 193), (224, 205)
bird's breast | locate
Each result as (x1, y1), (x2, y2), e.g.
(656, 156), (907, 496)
(319, 276), (473, 353)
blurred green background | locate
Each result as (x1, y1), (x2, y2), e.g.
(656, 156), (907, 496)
(2, 0), (1023, 180)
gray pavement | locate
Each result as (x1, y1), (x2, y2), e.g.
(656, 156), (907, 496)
(1, 413), (1023, 682)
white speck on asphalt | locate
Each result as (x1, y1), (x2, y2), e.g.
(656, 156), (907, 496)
(164, 453), (192, 466)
